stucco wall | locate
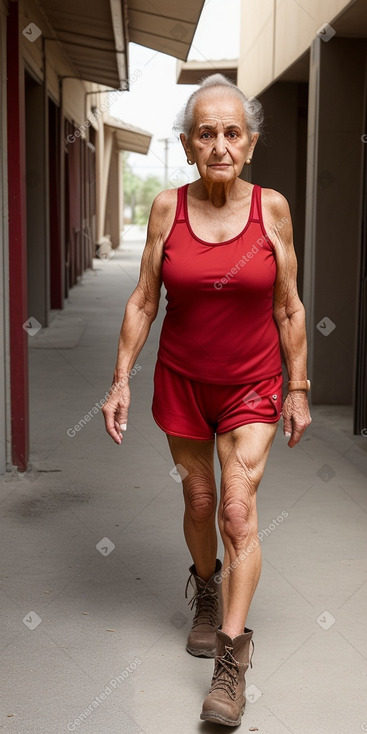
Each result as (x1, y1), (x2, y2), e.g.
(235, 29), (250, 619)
(238, 0), (353, 95)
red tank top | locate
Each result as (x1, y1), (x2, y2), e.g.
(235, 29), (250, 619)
(157, 183), (282, 384)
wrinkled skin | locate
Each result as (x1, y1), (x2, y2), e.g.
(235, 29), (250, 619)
(102, 86), (312, 642)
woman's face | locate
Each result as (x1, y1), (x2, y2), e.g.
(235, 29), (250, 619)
(181, 89), (258, 183)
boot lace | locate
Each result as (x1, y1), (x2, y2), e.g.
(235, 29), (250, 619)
(185, 576), (218, 628)
(209, 640), (254, 700)
(209, 645), (239, 699)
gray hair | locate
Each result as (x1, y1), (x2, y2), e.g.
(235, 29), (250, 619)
(173, 73), (264, 140)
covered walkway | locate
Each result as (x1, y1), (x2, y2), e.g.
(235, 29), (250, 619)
(1, 239), (366, 733)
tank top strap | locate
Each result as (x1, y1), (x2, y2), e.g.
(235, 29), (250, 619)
(175, 184), (188, 223)
(249, 184), (262, 222)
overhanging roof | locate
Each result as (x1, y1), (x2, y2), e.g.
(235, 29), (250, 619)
(177, 59), (238, 85)
(128, 0), (206, 61)
(41, 0), (128, 88)
(40, 0), (206, 90)
(105, 117), (151, 154)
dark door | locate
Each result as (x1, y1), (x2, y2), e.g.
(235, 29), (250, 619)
(354, 87), (367, 436)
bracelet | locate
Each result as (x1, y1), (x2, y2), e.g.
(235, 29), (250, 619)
(288, 379), (311, 392)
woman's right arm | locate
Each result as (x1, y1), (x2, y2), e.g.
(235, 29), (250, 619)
(102, 190), (176, 444)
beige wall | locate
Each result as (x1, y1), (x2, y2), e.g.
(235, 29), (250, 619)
(238, 0), (274, 96)
(238, 0), (353, 95)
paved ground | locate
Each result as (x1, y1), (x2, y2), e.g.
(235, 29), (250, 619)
(1, 234), (367, 734)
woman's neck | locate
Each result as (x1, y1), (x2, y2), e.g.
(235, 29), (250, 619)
(196, 177), (242, 208)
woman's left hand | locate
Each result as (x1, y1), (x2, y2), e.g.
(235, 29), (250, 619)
(282, 391), (312, 447)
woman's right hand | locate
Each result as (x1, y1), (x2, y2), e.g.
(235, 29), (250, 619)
(102, 379), (131, 444)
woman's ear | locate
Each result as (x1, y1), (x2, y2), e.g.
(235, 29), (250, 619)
(180, 132), (187, 149)
(249, 132), (259, 157)
(180, 133), (191, 160)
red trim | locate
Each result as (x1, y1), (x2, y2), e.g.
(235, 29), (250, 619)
(184, 183), (257, 246)
(7, 1), (29, 471)
(257, 186), (277, 253)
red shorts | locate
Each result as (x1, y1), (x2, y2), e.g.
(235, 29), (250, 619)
(152, 360), (283, 440)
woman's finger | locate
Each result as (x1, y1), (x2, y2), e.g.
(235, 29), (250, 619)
(282, 404), (292, 439)
(103, 402), (123, 444)
(102, 384), (131, 444)
(103, 406), (122, 444)
(282, 416), (292, 439)
(287, 410), (312, 447)
(115, 403), (129, 427)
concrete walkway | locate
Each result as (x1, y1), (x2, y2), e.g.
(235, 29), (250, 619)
(1, 236), (367, 734)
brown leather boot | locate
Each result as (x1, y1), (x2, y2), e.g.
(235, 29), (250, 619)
(200, 626), (254, 726)
(185, 559), (222, 657)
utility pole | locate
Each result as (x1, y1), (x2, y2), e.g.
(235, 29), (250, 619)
(158, 137), (175, 188)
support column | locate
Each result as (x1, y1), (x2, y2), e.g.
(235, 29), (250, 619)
(303, 37), (366, 404)
(6, 0), (29, 471)
(49, 99), (63, 309)
(59, 79), (66, 302)
(96, 123), (113, 244)
(105, 142), (122, 249)
(0, 0), (9, 473)
(25, 73), (49, 326)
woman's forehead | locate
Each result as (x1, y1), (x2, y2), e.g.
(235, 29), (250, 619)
(192, 90), (246, 126)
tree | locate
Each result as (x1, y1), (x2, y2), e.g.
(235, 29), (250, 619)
(122, 152), (142, 224)
(136, 176), (164, 224)
(122, 153), (164, 225)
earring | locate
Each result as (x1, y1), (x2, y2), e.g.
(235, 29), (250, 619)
(246, 158), (252, 165)
(187, 158), (194, 165)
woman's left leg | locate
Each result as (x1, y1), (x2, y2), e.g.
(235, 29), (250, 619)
(201, 421), (278, 726)
(216, 421), (278, 637)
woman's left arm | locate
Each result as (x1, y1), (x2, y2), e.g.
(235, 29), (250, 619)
(263, 188), (312, 448)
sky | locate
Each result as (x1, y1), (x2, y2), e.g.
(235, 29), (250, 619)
(109, 0), (241, 183)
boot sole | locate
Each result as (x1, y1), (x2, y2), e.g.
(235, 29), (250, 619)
(186, 645), (216, 658)
(200, 709), (243, 726)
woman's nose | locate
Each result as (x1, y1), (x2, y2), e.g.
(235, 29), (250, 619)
(213, 134), (227, 156)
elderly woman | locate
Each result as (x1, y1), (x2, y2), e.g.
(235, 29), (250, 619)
(103, 74), (311, 727)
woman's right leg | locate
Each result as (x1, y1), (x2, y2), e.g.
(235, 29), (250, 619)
(167, 435), (217, 581)
(167, 435), (220, 657)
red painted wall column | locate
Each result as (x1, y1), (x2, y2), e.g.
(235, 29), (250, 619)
(7, 1), (29, 471)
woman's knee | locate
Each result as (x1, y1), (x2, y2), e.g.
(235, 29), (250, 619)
(219, 484), (257, 549)
(183, 474), (216, 525)
(221, 500), (250, 548)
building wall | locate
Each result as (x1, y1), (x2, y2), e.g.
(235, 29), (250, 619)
(248, 81), (308, 296)
(18, 0), (117, 307)
(20, 0), (97, 125)
(238, 0), (353, 95)
(0, 0), (9, 474)
(25, 71), (49, 325)
(2, 0), (124, 472)
(303, 37), (366, 404)
(19, 0), (113, 150)
(238, 0), (367, 420)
